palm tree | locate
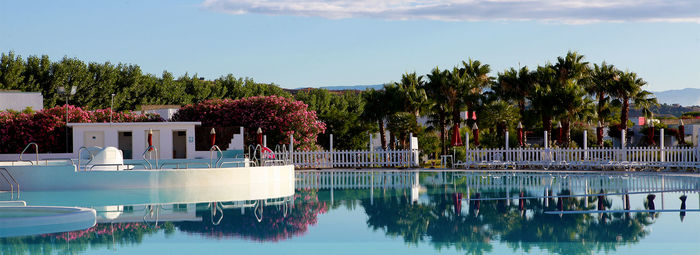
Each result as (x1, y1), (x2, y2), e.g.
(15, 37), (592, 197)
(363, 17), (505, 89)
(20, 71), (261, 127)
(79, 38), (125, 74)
(396, 72), (428, 119)
(529, 65), (561, 139)
(554, 81), (595, 146)
(554, 51), (589, 84)
(494, 66), (533, 124)
(608, 71), (651, 130)
(425, 67), (452, 155)
(632, 90), (659, 121)
(553, 51), (591, 146)
(362, 88), (389, 149)
(586, 62), (618, 124)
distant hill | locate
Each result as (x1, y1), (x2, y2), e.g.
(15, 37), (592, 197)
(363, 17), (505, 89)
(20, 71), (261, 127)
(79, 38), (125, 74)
(652, 88), (700, 107)
(317, 85), (384, 91)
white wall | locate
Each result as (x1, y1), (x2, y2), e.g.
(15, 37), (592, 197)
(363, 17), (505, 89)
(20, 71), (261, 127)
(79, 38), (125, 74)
(68, 122), (199, 160)
(0, 92), (43, 111)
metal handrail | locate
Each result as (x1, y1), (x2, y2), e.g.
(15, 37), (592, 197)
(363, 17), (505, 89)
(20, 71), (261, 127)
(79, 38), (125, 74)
(219, 200), (258, 209)
(142, 146), (158, 170)
(19, 143), (39, 165)
(0, 168), (19, 198)
(210, 202), (224, 226)
(77, 146), (97, 171)
(248, 144), (262, 167)
(210, 145), (223, 168)
(254, 199), (263, 222)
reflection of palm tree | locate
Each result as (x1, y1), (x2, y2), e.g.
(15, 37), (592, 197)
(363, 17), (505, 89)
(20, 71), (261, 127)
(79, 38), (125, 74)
(360, 185), (654, 255)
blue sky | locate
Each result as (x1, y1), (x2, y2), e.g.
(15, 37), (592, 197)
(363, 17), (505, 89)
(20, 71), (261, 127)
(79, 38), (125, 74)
(1, 0), (698, 91)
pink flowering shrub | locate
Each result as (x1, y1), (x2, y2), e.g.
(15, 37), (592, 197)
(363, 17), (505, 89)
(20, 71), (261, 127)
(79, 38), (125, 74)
(172, 95), (326, 150)
(0, 105), (163, 153)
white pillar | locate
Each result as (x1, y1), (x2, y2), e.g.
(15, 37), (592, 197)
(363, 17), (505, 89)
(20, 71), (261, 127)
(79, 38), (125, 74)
(621, 129), (626, 148)
(369, 134), (373, 151)
(288, 134), (294, 165)
(465, 130), (469, 151)
(583, 130), (588, 160)
(505, 131), (509, 162)
(289, 135), (294, 152)
(408, 132), (415, 167)
(465, 131), (469, 164)
(621, 129), (626, 161)
(544, 131), (548, 149)
(329, 134), (334, 168)
(660, 129), (665, 162)
(263, 135), (267, 148)
(505, 131), (509, 150)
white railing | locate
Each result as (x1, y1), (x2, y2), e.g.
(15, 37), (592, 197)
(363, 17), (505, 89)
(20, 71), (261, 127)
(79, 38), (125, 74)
(457, 146), (700, 171)
(275, 149), (417, 169)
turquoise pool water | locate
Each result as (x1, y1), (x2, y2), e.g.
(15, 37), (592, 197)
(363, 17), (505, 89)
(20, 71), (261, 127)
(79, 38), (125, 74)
(1, 170), (699, 254)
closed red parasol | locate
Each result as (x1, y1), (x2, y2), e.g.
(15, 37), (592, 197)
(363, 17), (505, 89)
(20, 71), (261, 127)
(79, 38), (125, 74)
(517, 122), (524, 147)
(451, 123), (462, 146)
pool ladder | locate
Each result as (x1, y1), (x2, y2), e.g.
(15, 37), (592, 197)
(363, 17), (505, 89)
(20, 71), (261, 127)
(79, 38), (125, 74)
(0, 168), (20, 199)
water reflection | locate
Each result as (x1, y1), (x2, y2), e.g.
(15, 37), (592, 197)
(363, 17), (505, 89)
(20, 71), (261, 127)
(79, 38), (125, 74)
(0, 171), (698, 255)
(174, 191), (327, 241)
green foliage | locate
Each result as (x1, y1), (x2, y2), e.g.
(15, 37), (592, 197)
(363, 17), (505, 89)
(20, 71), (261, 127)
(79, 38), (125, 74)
(387, 112), (419, 149)
(295, 89), (372, 150)
(0, 51), (290, 112)
(418, 131), (440, 159)
(681, 111), (700, 118)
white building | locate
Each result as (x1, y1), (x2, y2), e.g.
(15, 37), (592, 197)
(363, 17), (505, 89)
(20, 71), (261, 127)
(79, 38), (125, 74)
(67, 122), (246, 160)
(0, 91), (43, 112)
(68, 122), (201, 160)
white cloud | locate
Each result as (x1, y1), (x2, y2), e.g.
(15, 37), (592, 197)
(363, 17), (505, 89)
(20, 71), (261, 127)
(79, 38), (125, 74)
(201, 0), (700, 23)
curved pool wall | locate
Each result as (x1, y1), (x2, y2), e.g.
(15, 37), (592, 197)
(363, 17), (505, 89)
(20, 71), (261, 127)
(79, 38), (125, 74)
(0, 206), (96, 238)
(0, 164), (294, 191)
(5, 180), (295, 208)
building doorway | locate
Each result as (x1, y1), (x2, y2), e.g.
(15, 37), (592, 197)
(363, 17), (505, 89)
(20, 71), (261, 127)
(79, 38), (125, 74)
(118, 131), (133, 159)
(172, 130), (187, 158)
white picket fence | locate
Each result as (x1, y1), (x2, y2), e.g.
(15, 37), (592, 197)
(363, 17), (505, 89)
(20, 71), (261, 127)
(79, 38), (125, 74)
(456, 146), (700, 171)
(274, 149), (417, 169)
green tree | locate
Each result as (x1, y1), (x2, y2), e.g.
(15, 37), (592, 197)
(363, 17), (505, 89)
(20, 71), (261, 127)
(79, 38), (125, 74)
(362, 88), (389, 150)
(0, 51), (26, 90)
(425, 67), (451, 155)
(553, 52), (592, 146)
(609, 71), (655, 130)
(494, 66), (533, 124)
(396, 72), (428, 119)
(586, 62), (618, 124)
(295, 89), (372, 150)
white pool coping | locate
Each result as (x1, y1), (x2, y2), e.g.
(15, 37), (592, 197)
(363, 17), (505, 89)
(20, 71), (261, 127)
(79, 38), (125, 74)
(0, 206), (97, 237)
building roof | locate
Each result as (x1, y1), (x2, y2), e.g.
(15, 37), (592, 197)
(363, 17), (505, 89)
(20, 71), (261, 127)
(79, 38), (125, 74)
(67, 121), (201, 127)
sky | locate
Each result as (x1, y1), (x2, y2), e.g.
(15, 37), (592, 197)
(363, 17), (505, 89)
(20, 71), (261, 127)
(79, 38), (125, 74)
(0, 0), (698, 91)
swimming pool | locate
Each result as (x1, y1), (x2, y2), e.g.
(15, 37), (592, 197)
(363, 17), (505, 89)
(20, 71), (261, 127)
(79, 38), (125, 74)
(1, 170), (699, 254)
